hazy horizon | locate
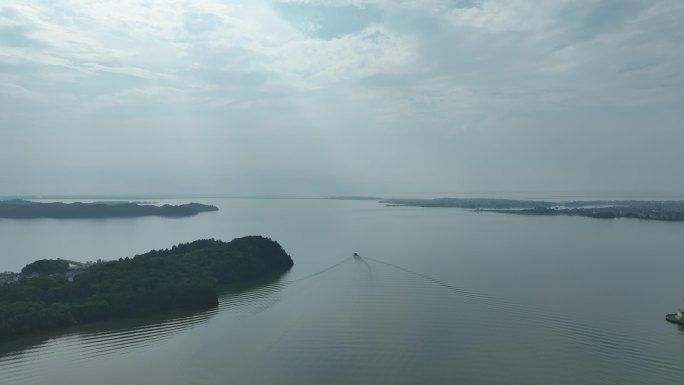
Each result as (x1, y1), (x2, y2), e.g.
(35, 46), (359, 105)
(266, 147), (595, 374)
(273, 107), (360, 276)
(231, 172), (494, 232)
(3, 190), (684, 202)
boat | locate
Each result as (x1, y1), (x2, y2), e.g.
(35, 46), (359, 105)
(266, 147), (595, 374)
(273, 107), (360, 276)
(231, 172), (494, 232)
(666, 309), (684, 325)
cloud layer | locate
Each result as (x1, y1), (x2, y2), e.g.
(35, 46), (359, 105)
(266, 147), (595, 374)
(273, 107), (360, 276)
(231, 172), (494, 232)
(1, 0), (683, 195)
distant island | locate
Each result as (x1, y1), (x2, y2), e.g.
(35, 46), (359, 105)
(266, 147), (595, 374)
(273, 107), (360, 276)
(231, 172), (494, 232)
(0, 199), (218, 219)
(330, 197), (684, 222)
(0, 236), (294, 339)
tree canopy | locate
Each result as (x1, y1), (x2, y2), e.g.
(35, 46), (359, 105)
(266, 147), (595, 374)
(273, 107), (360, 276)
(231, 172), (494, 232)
(0, 236), (293, 339)
(21, 259), (70, 275)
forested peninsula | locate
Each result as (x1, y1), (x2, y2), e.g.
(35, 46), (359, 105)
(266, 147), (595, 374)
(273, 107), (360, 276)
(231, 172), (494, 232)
(377, 198), (684, 222)
(0, 236), (293, 339)
(0, 199), (218, 219)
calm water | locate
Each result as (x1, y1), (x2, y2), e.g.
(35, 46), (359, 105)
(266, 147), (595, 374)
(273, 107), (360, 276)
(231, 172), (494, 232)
(1, 198), (684, 384)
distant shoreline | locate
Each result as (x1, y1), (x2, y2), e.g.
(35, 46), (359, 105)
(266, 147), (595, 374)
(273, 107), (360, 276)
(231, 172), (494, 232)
(0, 199), (219, 219)
(330, 197), (684, 222)
(381, 198), (684, 222)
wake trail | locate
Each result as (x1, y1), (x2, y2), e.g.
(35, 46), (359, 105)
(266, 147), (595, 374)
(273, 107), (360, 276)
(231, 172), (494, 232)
(284, 256), (353, 284)
(357, 254), (673, 373)
(361, 255), (489, 301)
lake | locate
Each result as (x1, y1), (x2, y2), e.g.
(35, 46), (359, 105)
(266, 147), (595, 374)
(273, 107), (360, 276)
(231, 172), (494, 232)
(1, 197), (684, 384)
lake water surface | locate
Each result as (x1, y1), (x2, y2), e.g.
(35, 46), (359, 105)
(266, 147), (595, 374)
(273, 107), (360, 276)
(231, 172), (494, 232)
(1, 198), (684, 384)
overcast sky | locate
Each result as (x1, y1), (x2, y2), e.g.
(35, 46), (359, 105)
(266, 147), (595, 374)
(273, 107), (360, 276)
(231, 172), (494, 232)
(1, 0), (682, 196)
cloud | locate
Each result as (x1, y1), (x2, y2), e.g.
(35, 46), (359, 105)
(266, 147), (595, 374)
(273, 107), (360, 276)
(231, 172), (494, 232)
(446, 0), (573, 32)
(0, 0), (683, 194)
(260, 25), (417, 90)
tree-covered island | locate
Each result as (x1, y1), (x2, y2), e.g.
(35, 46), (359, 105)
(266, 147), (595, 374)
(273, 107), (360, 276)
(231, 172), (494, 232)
(0, 236), (293, 339)
(0, 199), (218, 218)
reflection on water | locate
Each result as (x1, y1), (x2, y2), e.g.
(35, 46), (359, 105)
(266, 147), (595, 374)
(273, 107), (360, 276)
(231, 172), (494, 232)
(2, 253), (684, 384)
(2, 198), (684, 384)
(0, 249), (684, 384)
(0, 272), (288, 385)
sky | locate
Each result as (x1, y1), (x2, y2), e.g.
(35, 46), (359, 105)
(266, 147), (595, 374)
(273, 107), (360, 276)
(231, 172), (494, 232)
(0, 0), (683, 197)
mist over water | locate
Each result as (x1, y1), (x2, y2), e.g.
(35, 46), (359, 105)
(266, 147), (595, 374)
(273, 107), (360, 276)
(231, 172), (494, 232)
(1, 198), (684, 384)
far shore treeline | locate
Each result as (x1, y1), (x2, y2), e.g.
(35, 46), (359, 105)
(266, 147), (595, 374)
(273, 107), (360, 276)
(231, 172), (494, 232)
(375, 198), (684, 222)
(0, 199), (219, 219)
(0, 236), (293, 339)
